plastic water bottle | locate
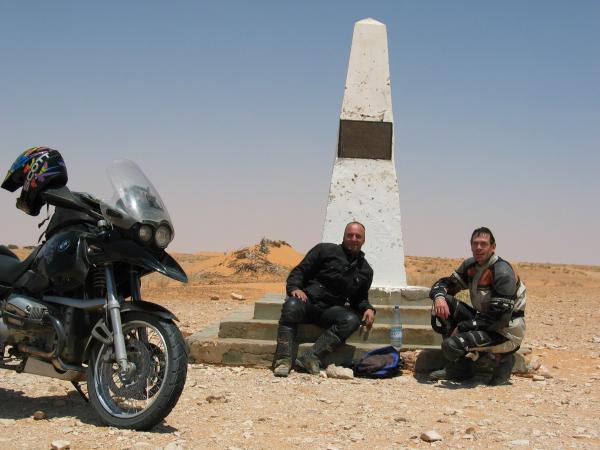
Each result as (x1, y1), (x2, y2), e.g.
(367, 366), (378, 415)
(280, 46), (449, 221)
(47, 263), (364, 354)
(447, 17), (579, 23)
(390, 304), (403, 350)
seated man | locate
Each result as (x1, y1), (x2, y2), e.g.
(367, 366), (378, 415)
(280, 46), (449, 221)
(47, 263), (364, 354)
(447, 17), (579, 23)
(429, 227), (526, 385)
(272, 222), (376, 377)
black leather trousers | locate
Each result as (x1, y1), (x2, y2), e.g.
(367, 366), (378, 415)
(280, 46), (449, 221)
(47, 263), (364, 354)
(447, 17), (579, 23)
(278, 296), (361, 341)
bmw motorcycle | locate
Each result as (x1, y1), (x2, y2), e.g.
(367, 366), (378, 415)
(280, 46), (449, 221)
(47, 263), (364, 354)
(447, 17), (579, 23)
(0, 160), (188, 430)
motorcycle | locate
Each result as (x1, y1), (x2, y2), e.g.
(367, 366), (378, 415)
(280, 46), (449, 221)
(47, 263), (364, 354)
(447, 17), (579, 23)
(0, 159), (188, 430)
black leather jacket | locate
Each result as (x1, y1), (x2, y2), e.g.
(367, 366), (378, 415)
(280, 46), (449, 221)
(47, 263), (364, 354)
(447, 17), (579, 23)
(286, 243), (374, 314)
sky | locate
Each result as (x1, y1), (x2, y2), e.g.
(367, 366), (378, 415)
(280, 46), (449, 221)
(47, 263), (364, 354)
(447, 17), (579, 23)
(1, 1), (599, 265)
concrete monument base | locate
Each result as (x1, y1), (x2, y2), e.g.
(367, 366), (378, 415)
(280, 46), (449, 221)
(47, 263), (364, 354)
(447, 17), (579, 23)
(186, 289), (441, 367)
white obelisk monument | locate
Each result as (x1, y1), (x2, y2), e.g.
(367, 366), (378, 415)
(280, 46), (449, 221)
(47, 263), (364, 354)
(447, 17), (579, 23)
(323, 18), (407, 288)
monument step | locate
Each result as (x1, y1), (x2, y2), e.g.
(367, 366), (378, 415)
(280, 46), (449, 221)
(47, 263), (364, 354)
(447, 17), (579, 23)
(218, 319), (441, 347)
(260, 289), (433, 307)
(253, 297), (433, 325)
(187, 336), (439, 367)
(368, 287), (433, 306)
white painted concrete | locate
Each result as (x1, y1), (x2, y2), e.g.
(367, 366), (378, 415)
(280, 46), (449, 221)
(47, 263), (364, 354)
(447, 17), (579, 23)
(341, 18), (394, 126)
(323, 18), (407, 288)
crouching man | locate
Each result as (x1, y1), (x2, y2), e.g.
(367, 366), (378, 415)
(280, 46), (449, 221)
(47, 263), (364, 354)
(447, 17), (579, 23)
(429, 227), (526, 385)
(272, 222), (376, 377)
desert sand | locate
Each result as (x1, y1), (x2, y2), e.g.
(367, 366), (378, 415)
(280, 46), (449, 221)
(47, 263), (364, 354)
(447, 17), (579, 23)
(1, 242), (599, 449)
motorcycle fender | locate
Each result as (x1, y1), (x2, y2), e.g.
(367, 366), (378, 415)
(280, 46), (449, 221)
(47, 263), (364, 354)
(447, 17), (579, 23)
(88, 239), (188, 283)
(120, 300), (179, 322)
(82, 301), (179, 360)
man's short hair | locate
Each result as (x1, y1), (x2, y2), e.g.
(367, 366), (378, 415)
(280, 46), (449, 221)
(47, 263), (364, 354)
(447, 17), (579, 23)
(471, 227), (495, 245)
(345, 221), (365, 233)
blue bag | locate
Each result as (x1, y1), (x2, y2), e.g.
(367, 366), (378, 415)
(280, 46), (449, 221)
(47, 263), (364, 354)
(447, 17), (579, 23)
(353, 345), (404, 378)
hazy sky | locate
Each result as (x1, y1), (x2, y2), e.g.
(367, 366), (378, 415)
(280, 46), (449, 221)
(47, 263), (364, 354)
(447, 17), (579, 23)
(1, 1), (599, 265)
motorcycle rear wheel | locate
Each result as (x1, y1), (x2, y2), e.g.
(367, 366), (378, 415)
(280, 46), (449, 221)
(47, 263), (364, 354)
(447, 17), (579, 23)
(87, 311), (187, 430)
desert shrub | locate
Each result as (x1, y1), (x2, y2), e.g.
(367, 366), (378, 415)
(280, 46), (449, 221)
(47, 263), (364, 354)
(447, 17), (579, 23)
(259, 238), (270, 254)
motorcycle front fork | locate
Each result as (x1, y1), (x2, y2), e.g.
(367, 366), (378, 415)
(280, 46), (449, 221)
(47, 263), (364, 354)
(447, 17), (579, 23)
(104, 265), (135, 379)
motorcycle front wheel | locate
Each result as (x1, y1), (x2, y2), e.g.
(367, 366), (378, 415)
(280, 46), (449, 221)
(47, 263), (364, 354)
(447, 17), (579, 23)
(87, 311), (188, 430)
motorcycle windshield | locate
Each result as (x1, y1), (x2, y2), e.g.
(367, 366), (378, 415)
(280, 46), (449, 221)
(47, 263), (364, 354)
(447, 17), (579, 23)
(105, 159), (172, 226)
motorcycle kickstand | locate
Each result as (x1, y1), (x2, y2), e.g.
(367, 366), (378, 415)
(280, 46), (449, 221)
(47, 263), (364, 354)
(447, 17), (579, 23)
(72, 381), (89, 403)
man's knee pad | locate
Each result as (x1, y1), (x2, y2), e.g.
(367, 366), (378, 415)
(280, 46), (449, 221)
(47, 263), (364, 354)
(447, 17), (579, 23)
(441, 336), (467, 362)
(279, 297), (306, 325)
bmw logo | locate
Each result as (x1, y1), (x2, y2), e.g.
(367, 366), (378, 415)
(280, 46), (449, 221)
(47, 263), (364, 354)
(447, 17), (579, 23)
(58, 240), (71, 252)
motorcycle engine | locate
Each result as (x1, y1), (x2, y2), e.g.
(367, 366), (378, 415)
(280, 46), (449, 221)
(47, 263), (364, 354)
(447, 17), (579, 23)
(0, 295), (55, 349)
(2, 295), (48, 327)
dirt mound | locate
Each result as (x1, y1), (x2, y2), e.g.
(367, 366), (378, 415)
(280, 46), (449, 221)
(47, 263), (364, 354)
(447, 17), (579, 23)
(172, 239), (303, 284)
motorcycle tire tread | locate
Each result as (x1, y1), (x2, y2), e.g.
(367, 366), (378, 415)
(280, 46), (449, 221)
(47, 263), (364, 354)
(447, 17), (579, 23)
(87, 311), (188, 430)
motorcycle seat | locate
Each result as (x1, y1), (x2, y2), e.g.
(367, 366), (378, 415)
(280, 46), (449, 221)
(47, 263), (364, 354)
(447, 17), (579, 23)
(0, 250), (36, 285)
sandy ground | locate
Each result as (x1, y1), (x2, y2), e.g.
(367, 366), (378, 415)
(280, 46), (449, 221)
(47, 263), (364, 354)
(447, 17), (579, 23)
(1, 246), (599, 449)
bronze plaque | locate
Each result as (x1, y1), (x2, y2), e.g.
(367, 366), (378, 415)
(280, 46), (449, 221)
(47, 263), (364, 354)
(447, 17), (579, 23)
(338, 119), (392, 160)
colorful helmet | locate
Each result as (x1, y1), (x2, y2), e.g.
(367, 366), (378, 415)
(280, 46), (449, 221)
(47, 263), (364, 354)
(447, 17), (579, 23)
(1, 147), (68, 216)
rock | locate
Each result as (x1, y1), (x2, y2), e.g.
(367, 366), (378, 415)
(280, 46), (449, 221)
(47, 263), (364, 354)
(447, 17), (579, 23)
(205, 394), (228, 403)
(414, 349), (446, 373)
(420, 430), (442, 442)
(349, 432), (364, 442)
(518, 346), (532, 356)
(33, 410), (47, 420)
(465, 426), (476, 434)
(163, 442), (185, 450)
(509, 439), (530, 446)
(527, 357), (542, 372)
(537, 365), (553, 378)
(51, 441), (71, 450)
(532, 375), (545, 381)
(230, 293), (245, 300)
(210, 295), (220, 301)
(325, 364), (354, 379)
(512, 352), (528, 374)
(400, 351), (417, 371)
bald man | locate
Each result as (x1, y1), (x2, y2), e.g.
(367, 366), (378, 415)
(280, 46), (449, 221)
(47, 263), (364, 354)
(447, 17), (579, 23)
(272, 222), (376, 377)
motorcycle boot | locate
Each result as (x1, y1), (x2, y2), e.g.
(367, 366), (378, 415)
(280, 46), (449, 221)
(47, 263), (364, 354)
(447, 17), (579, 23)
(488, 352), (515, 386)
(472, 352), (497, 381)
(430, 358), (474, 381)
(296, 329), (342, 375)
(272, 325), (296, 377)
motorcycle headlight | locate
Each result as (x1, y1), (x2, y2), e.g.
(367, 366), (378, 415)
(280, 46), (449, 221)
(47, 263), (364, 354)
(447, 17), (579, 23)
(155, 225), (172, 249)
(138, 224), (154, 243)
